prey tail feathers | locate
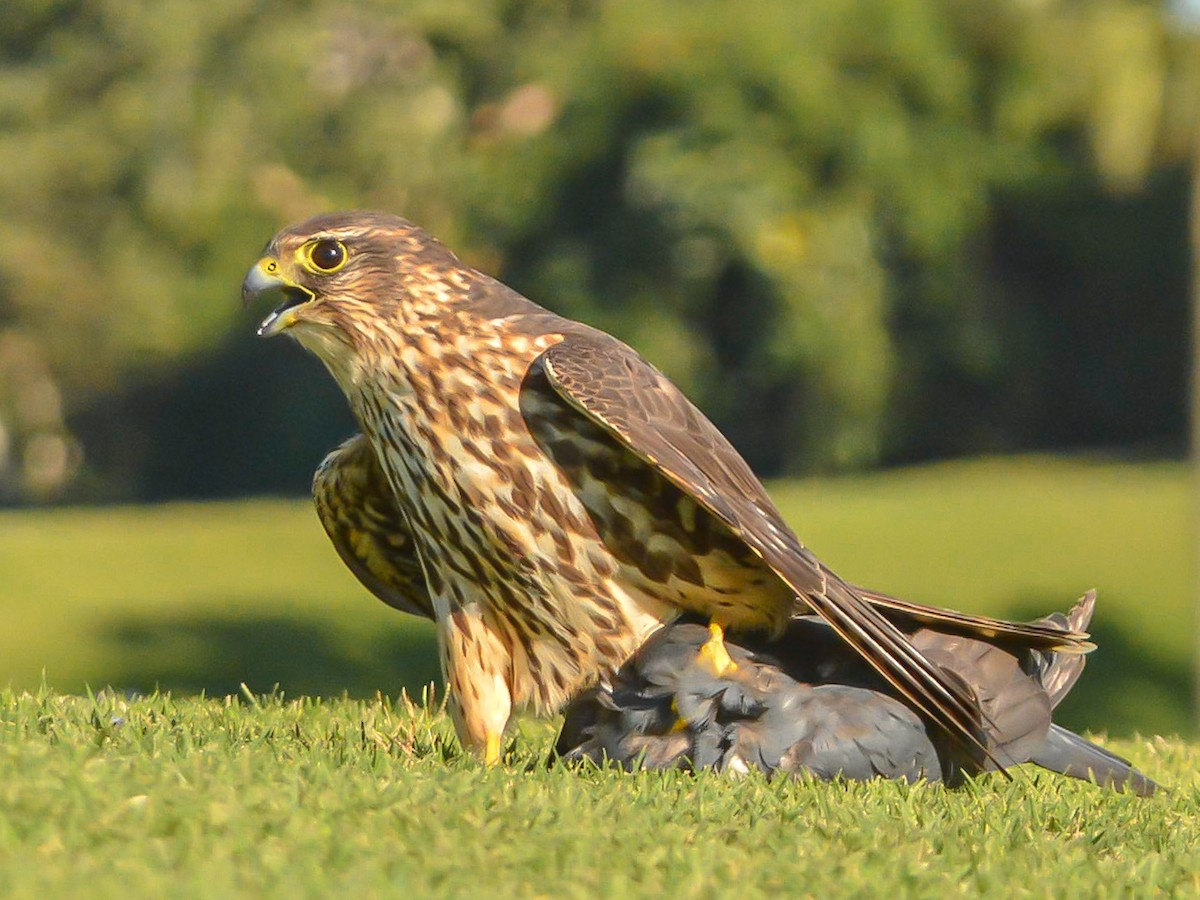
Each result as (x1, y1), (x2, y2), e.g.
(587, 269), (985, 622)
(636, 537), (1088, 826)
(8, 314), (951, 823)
(1030, 724), (1159, 796)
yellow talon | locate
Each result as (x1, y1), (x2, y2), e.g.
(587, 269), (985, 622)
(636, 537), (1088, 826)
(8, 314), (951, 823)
(484, 732), (502, 765)
(696, 622), (738, 676)
(669, 699), (689, 732)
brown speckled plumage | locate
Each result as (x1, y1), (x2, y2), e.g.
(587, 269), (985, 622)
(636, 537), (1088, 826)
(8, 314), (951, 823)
(249, 210), (1094, 762)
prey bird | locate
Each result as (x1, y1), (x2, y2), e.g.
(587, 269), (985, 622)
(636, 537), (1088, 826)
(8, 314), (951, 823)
(557, 592), (1157, 795)
(243, 211), (1094, 766)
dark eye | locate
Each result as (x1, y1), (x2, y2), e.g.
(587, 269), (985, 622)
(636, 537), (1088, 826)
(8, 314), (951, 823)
(307, 239), (346, 272)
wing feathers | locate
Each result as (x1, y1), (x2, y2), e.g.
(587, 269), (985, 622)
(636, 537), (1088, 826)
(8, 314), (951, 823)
(851, 582), (1095, 653)
(312, 434), (434, 620)
(538, 332), (998, 765)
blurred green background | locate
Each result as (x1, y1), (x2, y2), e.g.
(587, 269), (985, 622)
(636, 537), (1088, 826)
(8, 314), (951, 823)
(1, 0), (1196, 735)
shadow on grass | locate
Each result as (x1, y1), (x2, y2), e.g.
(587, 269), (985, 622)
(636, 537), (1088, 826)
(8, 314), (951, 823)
(97, 593), (1194, 737)
(101, 606), (441, 701)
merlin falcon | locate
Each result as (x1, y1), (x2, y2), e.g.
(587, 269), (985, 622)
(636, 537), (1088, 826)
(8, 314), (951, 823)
(243, 210), (1092, 766)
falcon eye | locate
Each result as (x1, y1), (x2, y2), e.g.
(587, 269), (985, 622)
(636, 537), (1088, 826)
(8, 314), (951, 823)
(305, 239), (347, 273)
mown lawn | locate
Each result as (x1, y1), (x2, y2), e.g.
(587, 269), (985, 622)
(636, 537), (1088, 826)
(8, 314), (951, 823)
(0, 688), (1196, 897)
(0, 455), (1191, 736)
(0, 456), (1196, 896)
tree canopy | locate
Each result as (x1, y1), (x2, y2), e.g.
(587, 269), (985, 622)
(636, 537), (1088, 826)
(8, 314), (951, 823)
(0, 0), (1191, 500)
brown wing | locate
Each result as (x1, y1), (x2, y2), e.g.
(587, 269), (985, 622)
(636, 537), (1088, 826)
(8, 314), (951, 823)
(312, 434), (434, 620)
(850, 581), (1096, 653)
(536, 329), (998, 765)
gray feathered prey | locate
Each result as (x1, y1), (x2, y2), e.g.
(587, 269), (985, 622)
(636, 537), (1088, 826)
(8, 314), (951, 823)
(555, 592), (1157, 795)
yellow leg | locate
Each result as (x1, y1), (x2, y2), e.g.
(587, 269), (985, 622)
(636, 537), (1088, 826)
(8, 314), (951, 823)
(440, 610), (512, 766)
(669, 699), (689, 732)
(696, 622), (738, 676)
(484, 732), (503, 766)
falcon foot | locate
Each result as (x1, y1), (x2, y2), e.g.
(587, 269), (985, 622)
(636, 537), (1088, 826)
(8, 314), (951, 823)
(696, 622), (738, 676)
(485, 732), (503, 766)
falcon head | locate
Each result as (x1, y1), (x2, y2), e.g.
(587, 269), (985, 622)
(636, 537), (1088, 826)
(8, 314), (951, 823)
(242, 210), (462, 349)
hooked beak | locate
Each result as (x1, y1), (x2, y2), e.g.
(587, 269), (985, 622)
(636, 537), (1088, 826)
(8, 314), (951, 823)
(242, 258), (314, 337)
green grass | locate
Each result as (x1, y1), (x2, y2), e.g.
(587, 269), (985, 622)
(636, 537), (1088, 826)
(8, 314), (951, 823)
(0, 455), (1192, 735)
(0, 456), (1196, 896)
(0, 688), (1196, 898)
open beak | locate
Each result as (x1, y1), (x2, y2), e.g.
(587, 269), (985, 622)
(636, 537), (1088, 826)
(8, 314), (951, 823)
(242, 258), (313, 337)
